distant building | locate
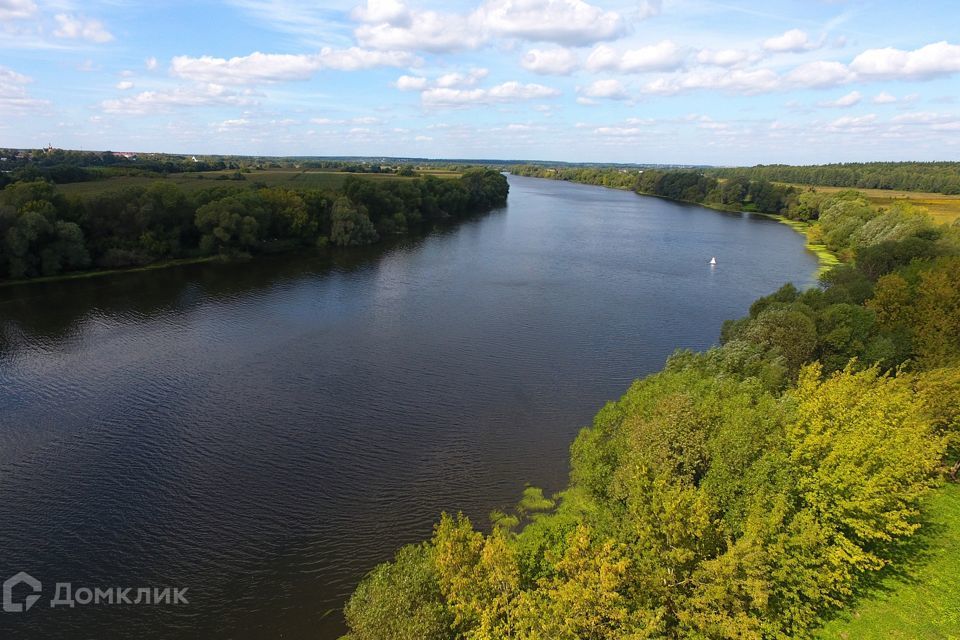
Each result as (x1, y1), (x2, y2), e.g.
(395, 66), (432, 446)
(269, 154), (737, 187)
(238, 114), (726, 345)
(115, 152), (138, 160)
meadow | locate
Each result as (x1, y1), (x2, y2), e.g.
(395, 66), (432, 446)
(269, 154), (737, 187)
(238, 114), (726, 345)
(786, 184), (960, 226)
(817, 482), (960, 640)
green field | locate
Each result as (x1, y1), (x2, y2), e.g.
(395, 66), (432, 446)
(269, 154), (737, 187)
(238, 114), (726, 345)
(785, 184), (960, 226)
(818, 482), (960, 640)
(56, 168), (460, 198)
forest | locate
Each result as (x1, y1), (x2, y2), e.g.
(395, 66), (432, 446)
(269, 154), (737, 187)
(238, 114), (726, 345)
(0, 168), (508, 282)
(705, 162), (960, 195)
(342, 175), (960, 639)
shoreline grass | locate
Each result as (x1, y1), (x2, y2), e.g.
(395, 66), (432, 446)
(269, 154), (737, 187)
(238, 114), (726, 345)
(816, 481), (960, 640)
(0, 255), (224, 288)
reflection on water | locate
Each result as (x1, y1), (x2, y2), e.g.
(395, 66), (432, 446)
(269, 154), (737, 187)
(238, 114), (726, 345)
(0, 175), (818, 638)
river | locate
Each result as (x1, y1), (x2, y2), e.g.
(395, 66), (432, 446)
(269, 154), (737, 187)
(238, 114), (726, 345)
(0, 175), (818, 638)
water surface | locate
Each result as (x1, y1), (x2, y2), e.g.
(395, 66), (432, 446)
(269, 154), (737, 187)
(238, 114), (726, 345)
(0, 175), (817, 638)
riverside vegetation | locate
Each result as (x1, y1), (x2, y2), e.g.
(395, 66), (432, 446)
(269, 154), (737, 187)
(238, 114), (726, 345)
(0, 164), (508, 283)
(343, 167), (960, 639)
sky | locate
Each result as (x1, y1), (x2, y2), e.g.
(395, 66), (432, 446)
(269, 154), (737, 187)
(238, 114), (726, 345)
(2, 0), (960, 165)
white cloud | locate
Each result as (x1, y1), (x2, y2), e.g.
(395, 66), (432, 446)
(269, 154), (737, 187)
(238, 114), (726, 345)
(101, 84), (258, 114)
(637, 0), (662, 20)
(476, 0), (625, 46)
(414, 134), (432, 141)
(696, 48), (750, 67)
(521, 48), (578, 75)
(116, 81), (134, 90)
(351, 0), (410, 25)
(52, 14), (113, 43)
(594, 126), (644, 136)
(579, 78), (629, 100)
(421, 81), (560, 107)
(394, 74), (427, 91)
(819, 90), (861, 108)
(0, 0), (36, 20)
(146, 57), (158, 70)
(872, 91), (897, 104)
(170, 48), (420, 84)
(354, 0), (625, 52)
(644, 67), (780, 95)
(0, 64), (45, 111)
(587, 41), (685, 73)
(356, 5), (481, 52)
(826, 113), (877, 132)
(763, 28), (816, 53)
(785, 60), (854, 88)
(435, 68), (488, 87)
(850, 41), (960, 79)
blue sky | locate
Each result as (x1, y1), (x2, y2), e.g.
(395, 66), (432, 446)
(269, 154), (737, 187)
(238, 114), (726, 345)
(2, 0), (960, 164)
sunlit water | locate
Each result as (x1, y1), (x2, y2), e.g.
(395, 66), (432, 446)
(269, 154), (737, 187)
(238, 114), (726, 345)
(0, 175), (817, 638)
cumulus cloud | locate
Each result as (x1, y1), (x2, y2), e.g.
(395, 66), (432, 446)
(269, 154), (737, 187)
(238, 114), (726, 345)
(476, 0), (625, 46)
(435, 68), (489, 87)
(819, 90), (861, 108)
(0, 0), (36, 20)
(170, 48), (420, 84)
(355, 3), (481, 52)
(351, 0), (410, 25)
(521, 48), (579, 75)
(587, 41), (685, 73)
(696, 48), (750, 67)
(872, 91), (897, 104)
(826, 113), (878, 132)
(53, 14), (114, 43)
(763, 28), (817, 53)
(353, 0), (624, 52)
(0, 64), (46, 111)
(146, 57), (158, 70)
(637, 0), (662, 20)
(850, 41), (960, 79)
(101, 84), (258, 114)
(644, 68), (780, 95)
(116, 81), (134, 90)
(785, 60), (854, 88)
(421, 81), (560, 107)
(579, 78), (629, 100)
(394, 74), (427, 91)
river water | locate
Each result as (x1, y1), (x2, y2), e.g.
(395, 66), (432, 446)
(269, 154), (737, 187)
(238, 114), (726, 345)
(0, 175), (818, 638)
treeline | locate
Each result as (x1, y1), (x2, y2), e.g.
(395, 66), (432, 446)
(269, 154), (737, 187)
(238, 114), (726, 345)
(512, 165), (798, 217)
(0, 169), (508, 281)
(343, 182), (960, 638)
(706, 162), (960, 195)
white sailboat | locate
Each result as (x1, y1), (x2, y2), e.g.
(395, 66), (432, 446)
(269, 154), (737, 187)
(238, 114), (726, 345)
(709, 256), (717, 265)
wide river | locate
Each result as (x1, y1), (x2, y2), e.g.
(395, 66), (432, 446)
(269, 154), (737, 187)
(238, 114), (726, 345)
(0, 175), (817, 638)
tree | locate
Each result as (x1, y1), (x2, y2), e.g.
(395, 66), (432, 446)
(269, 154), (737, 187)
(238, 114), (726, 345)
(194, 197), (260, 254)
(330, 196), (378, 247)
(742, 309), (818, 374)
(344, 543), (453, 640)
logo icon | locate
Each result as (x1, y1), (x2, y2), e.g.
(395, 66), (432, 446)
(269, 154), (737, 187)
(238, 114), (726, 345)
(3, 572), (42, 613)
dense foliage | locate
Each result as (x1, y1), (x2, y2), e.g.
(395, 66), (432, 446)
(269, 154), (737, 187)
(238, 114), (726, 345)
(706, 162), (960, 195)
(343, 179), (960, 639)
(512, 165), (797, 217)
(0, 169), (508, 281)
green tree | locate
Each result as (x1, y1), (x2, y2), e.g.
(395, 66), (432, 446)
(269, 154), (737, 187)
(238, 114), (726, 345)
(330, 196), (378, 247)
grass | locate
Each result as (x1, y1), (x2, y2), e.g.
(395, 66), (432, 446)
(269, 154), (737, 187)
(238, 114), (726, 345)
(763, 214), (841, 278)
(817, 481), (960, 640)
(56, 168), (459, 198)
(0, 255), (224, 288)
(785, 184), (960, 226)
